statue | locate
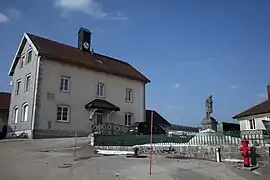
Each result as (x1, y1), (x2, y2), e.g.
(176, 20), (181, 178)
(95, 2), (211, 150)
(205, 95), (213, 119)
(201, 95), (217, 131)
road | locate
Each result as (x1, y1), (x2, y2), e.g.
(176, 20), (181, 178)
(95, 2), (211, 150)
(0, 138), (269, 180)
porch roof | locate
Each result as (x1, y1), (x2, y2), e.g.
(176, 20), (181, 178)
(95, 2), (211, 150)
(85, 99), (120, 111)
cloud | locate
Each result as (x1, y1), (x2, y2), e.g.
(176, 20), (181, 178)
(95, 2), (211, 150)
(230, 85), (237, 89)
(110, 11), (128, 21)
(0, 13), (9, 23)
(0, 8), (21, 24)
(6, 8), (21, 18)
(171, 83), (180, 89)
(54, 0), (127, 20)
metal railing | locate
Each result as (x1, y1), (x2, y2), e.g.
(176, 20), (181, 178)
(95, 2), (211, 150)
(92, 123), (129, 135)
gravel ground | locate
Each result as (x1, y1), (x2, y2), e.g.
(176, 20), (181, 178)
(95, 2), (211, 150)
(0, 138), (269, 180)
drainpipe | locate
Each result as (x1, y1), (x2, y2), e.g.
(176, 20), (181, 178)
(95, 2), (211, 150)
(31, 56), (41, 138)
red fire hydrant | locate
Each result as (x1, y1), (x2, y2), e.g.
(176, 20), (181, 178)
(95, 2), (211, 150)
(239, 138), (251, 167)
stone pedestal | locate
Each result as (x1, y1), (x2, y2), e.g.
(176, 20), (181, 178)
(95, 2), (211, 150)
(201, 116), (218, 131)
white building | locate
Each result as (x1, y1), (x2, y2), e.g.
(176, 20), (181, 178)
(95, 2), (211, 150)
(233, 84), (270, 131)
(7, 27), (150, 138)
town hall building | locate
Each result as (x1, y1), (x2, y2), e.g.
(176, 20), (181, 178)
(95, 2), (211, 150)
(7, 27), (150, 138)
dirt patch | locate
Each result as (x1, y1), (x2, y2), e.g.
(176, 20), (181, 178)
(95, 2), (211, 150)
(74, 155), (101, 161)
(126, 155), (148, 158)
(165, 155), (192, 160)
(58, 163), (73, 168)
(40, 149), (51, 152)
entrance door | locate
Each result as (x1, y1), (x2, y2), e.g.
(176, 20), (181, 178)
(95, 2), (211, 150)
(95, 112), (104, 125)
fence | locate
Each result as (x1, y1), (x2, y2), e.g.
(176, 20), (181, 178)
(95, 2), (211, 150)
(94, 130), (270, 146)
(94, 134), (194, 146)
(92, 123), (129, 135)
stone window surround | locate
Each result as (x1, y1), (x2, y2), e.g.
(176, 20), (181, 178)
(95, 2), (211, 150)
(25, 73), (31, 92)
(21, 103), (28, 122)
(97, 82), (105, 98)
(125, 112), (133, 126)
(126, 88), (133, 103)
(13, 106), (19, 124)
(56, 105), (71, 123)
(15, 79), (21, 96)
(26, 49), (32, 64)
(60, 76), (70, 93)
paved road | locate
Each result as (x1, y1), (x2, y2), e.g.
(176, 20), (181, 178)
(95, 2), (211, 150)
(0, 138), (269, 180)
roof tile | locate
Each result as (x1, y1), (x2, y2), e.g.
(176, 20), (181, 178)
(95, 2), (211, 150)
(233, 100), (270, 119)
(27, 33), (150, 83)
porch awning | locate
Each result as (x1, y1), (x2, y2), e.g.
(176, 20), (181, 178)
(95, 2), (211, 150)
(85, 99), (120, 111)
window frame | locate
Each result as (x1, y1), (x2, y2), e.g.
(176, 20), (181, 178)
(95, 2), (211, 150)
(13, 106), (19, 124)
(60, 76), (70, 92)
(97, 82), (105, 98)
(249, 119), (256, 130)
(15, 79), (21, 95)
(25, 74), (31, 92)
(125, 112), (133, 126)
(126, 88), (133, 103)
(56, 105), (70, 123)
(22, 103), (29, 122)
(26, 49), (32, 64)
(20, 54), (25, 68)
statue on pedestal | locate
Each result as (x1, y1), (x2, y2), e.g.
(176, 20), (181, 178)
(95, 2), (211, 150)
(201, 95), (217, 131)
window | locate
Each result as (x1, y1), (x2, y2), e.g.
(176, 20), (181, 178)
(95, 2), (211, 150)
(20, 54), (25, 68)
(57, 105), (70, 122)
(15, 80), (21, 95)
(13, 107), (19, 124)
(126, 88), (133, 102)
(125, 113), (133, 126)
(27, 50), (32, 63)
(249, 119), (256, 130)
(97, 83), (105, 97)
(60, 76), (70, 92)
(25, 74), (31, 92)
(22, 103), (28, 122)
(95, 112), (104, 125)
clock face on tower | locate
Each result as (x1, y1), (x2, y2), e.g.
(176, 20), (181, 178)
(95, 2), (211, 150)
(83, 42), (89, 49)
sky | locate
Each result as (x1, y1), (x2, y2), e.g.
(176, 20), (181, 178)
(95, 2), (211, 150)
(1, 0), (270, 127)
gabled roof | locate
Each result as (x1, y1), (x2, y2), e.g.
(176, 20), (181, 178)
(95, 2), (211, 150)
(0, 92), (11, 110)
(9, 33), (150, 84)
(233, 100), (270, 119)
(145, 110), (171, 126)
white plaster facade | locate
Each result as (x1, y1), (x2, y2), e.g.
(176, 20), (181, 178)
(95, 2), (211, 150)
(37, 59), (145, 132)
(237, 113), (270, 131)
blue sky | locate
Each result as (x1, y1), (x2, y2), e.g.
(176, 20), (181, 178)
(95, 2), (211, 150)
(1, 0), (270, 126)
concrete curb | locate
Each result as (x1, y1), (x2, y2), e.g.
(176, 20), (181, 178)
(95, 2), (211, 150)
(235, 165), (260, 171)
